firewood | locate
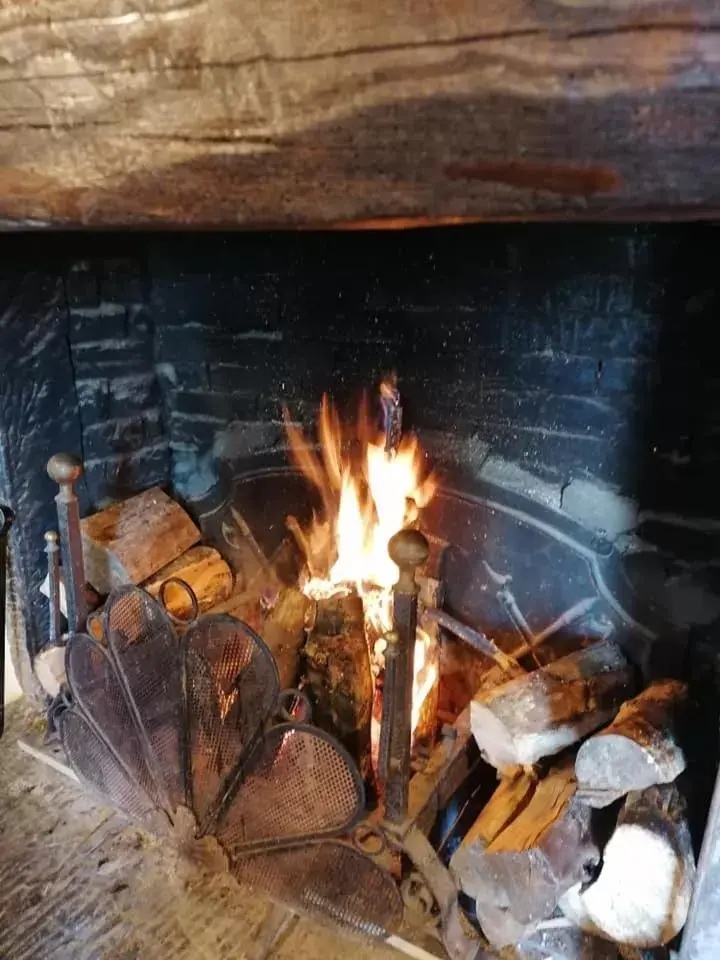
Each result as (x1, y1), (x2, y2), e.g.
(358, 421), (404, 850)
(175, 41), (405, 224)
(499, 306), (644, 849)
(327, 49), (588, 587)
(471, 640), (635, 770)
(515, 918), (620, 959)
(452, 760), (601, 947)
(414, 575), (442, 751)
(560, 784), (695, 948)
(261, 586), (312, 689)
(304, 593), (373, 779)
(142, 546), (234, 621)
(81, 487), (200, 593)
(575, 680), (688, 807)
(32, 644), (66, 697)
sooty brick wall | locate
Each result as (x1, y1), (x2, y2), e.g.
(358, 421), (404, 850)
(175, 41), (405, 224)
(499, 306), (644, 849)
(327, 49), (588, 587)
(147, 226), (718, 519)
(0, 244), (170, 659)
(65, 258), (169, 507)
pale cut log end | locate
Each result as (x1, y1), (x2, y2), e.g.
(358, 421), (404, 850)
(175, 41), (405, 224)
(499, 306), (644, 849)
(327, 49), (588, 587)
(581, 822), (693, 946)
(566, 786), (696, 949)
(576, 734), (683, 796)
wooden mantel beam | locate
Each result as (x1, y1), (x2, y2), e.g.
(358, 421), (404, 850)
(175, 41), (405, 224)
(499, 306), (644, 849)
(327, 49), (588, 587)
(1, 0), (720, 228)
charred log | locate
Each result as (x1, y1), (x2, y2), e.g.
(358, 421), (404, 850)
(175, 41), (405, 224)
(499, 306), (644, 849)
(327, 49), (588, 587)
(471, 640), (635, 771)
(304, 593), (373, 778)
(575, 680), (688, 808)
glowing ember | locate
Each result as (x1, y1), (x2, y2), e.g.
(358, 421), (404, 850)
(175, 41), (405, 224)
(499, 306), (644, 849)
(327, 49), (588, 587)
(284, 383), (437, 738)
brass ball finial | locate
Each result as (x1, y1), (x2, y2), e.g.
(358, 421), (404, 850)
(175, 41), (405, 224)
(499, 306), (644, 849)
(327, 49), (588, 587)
(44, 530), (59, 544)
(47, 453), (83, 486)
(388, 528), (429, 572)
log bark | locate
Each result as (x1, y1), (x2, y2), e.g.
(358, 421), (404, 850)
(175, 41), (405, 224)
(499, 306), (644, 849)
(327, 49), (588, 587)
(81, 488), (200, 593)
(575, 679), (688, 807)
(560, 784), (695, 948)
(304, 593), (373, 778)
(451, 760), (601, 946)
(0, 2), (720, 227)
(471, 640), (635, 770)
(143, 545), (234, 621)
(261, 586), (312, 690)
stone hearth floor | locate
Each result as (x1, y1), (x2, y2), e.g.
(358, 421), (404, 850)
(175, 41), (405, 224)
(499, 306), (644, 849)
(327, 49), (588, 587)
(0, 700), (399, 960)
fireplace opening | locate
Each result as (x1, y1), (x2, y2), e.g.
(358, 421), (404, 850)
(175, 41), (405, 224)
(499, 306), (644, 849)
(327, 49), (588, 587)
(1, 223), (719, 960)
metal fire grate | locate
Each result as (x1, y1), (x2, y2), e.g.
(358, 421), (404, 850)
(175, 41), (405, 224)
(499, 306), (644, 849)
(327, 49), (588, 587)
(61, 586), (402, 940)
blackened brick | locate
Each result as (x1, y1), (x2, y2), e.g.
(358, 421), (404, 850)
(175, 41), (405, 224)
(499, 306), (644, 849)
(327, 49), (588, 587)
(127, 305), (153, 338)
(75, 378), (109, 424)
(108, 373), (160, 417)
(83, 409), (164, 459)
(65, 261), (100, 310)
(85, 442), (170, 506)
(169, 411), (225, 446)
(155, 361), (210, 393)
(173, 389), (258, 421)
(69, 305), (127, 344)
(73, 337), (153, 378)
(100, 258), (149, 305)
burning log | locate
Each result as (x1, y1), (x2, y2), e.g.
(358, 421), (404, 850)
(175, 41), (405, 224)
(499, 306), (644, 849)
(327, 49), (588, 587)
(559, 784), (695, 948)
(451, 760), (600, 947)
(262, 586), (312, 690)
(304, 593), (373, 779)
(575, 680), (688, 808)
(81, 487), (201, 593)
(413, 575), (442, 754)
(143, 545), (234, 620)
(471, 640), (635, 771)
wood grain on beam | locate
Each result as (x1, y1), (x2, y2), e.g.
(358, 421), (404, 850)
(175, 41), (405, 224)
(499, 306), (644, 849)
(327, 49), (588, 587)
(0, 0), (719, 227)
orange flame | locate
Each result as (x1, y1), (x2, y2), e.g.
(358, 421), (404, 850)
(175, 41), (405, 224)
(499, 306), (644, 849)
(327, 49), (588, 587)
(284, 385), (437, 737)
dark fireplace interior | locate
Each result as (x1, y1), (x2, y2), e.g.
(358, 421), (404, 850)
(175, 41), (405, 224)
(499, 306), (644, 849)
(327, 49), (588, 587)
(2, 223), (718, 668)
(2, 222), (719, 960)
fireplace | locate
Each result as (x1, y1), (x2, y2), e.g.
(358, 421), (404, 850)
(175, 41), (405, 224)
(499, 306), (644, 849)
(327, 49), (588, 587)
(2, 224), (719, 959)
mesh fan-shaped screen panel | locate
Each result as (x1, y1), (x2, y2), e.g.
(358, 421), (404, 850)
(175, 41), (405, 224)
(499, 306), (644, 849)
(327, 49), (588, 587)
(61, 710), (159, 823)
(104, 587), (185, 811)
(215, 724), (364, 854)
(233, 841), (403, 940)
(66, 633), (161, 806)
(184, 616), (279, 822)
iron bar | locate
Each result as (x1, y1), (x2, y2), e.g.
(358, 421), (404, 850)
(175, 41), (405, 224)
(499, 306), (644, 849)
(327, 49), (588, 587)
(47, 454), (87, 634)
(381, 528), (428, 823)
(44, 531), (62, 645)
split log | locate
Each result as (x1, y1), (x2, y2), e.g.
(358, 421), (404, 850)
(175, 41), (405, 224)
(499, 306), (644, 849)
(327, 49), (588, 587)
(304, 593), (373, 778)
(516, 918), (620, 959)
(261, 586), (312, 690)
(471, 640), (635, 770)
(33, 645), (67, 697)
(414, 575), (442, 753)
(81, 487), (200, 593)
(575, 680), (688, 807)
(560, 784), (695, 948)
(452, 760), (600, 947)
(143, 546), (234, 621)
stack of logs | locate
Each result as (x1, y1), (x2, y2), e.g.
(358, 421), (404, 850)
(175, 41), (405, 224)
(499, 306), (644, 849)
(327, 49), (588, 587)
(451, 639), (695, 956)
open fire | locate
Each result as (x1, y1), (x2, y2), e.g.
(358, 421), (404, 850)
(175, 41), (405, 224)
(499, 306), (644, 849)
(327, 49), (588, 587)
(283, 381), (438, 741)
